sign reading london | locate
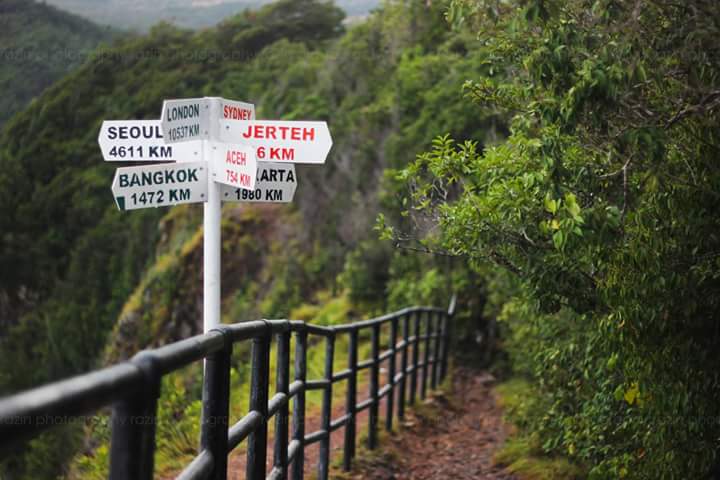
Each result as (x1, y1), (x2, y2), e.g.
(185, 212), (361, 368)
(161, 98), (211, 143)
(220, 120), (332, 164)
(221, 162), (297, 203)
(111, 161), (208, 211)
(99, 120), (201, 162)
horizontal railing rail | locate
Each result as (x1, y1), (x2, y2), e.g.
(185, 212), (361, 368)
(0, 297), (456, 480)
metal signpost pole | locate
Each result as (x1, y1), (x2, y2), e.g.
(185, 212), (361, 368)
(203, 98), (221, 333)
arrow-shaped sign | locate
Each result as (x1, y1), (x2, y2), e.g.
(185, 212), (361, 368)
(221, 162), (297, 203)
(111, 161), (208, 211)
(210, 142), (257, 191)
(99, 120), (201, 162)
(219, 120), (332, 164)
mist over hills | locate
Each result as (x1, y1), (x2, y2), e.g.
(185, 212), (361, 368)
(43, 0), (381, 30)
(0, 0), (115, 128)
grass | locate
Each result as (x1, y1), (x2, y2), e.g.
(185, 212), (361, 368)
(494, 378), (585, 480)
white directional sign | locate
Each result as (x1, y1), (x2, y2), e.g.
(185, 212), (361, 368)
(98, 120), (201, 162)
(220, 120), (332, 164)
(111, 161), (208, 211)
(221, 162), (297, 203)
(219, 98), (255, 122)
(161, 98), (211, 143)
(211, 142), (257, 190)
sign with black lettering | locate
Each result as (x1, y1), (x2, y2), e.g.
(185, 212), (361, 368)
(161, 98), (211, 143)
(111, 161), (208, 211)
(98, 120), (201, 162)
(220, 120), (332, 164)
(221, 162), (297, 203)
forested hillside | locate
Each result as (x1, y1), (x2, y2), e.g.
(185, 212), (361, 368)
(0, 1), (492, 478)
(0, 0), (116, 128)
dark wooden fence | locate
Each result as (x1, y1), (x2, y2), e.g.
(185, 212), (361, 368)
(0, 297), (456, 480)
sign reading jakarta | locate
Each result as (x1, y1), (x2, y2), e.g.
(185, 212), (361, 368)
(111, 161), (208, 211)
(219, 98), (255, 122)
(220, 120), (332, 164)
(99, 120), (201, 162)
(221, 162), (297, 203)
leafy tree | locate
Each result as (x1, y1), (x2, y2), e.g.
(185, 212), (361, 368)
(387, 0), (720, 477)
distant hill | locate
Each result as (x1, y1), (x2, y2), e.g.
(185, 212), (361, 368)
(43, 0), (380, 31)
(0, 0), (116, 128)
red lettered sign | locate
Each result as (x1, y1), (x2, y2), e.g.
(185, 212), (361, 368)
(219, 120), (332, 164)
(210, 142), (257, 190)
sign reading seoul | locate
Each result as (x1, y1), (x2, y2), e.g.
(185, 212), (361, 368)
(99, 120), (201, 162)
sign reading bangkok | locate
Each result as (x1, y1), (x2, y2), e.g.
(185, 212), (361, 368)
(111, 161), (208, 211)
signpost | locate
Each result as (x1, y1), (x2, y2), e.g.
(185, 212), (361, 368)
(99, 120), (201, 162)
(221, 162), (297, 204)
(220, 120), (333, 164)
(101, 96), (332, 337)
(111, 161), (208, 211)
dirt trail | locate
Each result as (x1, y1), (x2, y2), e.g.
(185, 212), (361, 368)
(337, 367), (516, 480)
(218, 367), (514, 479)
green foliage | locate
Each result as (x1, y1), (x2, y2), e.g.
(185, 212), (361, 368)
(395, 0), (720, 477)
(0, 0), (116, 128)
(338, 241), (393, 310)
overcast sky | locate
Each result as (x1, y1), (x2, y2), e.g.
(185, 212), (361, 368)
(44, 0), (381, 31)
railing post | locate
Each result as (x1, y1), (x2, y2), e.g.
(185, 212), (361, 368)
(292, 330), (307, 480)
(274, 330), (290, 479)
(318, 333), (335, 480)
(201, 330), (232, 480)
(440, 296), (456, 383)
(410, 311), (421, 404)
(398, 312), (409, 419)
(247, 332), (271, 480)
(368, 324), (380, 450)
(109, 352), (161, 480)
(440, 313), (452, 383)
(431, 312), (441, 391)
(343, 329), (358, 471)
(421, 311), (431, 400)
(386, 316), (398, 432)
